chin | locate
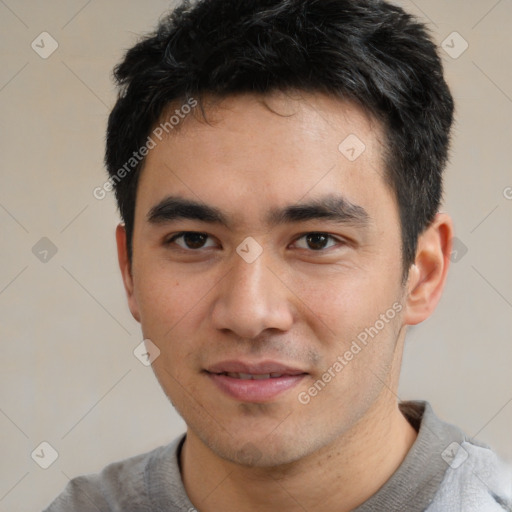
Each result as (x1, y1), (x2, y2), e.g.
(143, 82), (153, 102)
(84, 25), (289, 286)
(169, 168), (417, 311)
(205, 431), (317, 469)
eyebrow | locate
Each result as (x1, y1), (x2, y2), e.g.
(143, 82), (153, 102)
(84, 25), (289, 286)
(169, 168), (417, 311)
(146, 194), (370, 229)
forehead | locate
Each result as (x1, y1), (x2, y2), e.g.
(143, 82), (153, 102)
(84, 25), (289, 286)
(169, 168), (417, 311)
(136, 91), (392, 225)
(156, 91), (386, 161)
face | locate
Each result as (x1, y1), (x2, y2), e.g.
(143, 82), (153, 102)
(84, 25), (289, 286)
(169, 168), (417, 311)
(121, 91), (411, 467)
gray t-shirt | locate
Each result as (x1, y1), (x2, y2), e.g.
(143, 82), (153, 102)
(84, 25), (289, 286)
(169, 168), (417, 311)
(43, 400), (512, 511)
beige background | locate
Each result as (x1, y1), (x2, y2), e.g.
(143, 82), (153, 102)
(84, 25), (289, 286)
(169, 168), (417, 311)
(0, 0), (511, 510)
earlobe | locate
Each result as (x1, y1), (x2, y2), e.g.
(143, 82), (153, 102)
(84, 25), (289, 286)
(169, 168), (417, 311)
(403, 213), (453, 326)
(115, 223), (141, 323)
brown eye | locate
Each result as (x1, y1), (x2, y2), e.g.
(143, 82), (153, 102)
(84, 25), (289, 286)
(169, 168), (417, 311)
(294, 232), (340, 251)
(183, 232), (208, 249)
(305, 233), (330, 250)
(167, 232), (215, 250)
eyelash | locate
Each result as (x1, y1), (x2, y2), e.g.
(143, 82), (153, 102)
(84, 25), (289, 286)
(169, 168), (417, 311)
(164, 231), (346, 252)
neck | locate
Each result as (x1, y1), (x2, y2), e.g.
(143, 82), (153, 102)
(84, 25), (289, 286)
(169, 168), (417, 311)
(180, 396), (418, 512)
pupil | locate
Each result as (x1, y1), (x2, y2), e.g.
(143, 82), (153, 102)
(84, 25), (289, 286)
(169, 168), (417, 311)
(307, 233), (327, 250)
(185, 233), (206, 249)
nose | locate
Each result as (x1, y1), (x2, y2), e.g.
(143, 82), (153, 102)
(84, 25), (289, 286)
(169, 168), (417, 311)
(210, 246), (294, 339)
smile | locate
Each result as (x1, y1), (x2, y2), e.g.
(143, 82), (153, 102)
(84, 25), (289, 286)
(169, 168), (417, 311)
(206, 371), (307, 402)
(218, 372), (288, 380)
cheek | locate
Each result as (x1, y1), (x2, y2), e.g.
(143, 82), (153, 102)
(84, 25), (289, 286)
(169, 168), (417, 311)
(134, 267), (208, 398)
(134, 257), (199, 322)
(297, 308), (404, 426)
(292, 265), (398, 337)
(132, 263), (208, 362)
(293, 264), (404, 392)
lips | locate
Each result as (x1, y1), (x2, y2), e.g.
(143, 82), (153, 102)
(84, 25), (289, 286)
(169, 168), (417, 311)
(205, 360), (308, 402)
(221, 372), (288, 380)
(206, 360), (307, 376)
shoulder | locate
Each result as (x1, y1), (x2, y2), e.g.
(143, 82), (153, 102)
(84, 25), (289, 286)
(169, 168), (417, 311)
(428, 438), (512, 511)
(43, 435), (185, 512)
(399, 401), (512, 511)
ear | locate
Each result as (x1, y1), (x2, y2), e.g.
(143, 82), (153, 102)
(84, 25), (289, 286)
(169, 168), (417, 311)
(115, 223), (141, 323)
(403, 213), (453, 326)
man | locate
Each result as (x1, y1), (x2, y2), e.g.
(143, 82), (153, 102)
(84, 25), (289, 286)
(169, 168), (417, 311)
(45, 0), (512, 510)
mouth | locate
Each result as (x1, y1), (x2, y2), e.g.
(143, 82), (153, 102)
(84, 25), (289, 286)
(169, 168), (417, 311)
(211, 371), (300, 380)
(205, 361), (308, 402)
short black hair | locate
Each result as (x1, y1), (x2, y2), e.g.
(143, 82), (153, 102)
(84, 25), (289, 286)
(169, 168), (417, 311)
(105, 0), (454, 275)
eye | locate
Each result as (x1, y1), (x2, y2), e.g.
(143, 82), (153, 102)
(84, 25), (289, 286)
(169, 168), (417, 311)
(166, 231), (217, 250)
(293, 232), (343, 251)
(165, 231), (345, 252)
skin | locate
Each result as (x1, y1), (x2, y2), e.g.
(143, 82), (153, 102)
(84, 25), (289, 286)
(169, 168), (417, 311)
(116, 90), (453, 511)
